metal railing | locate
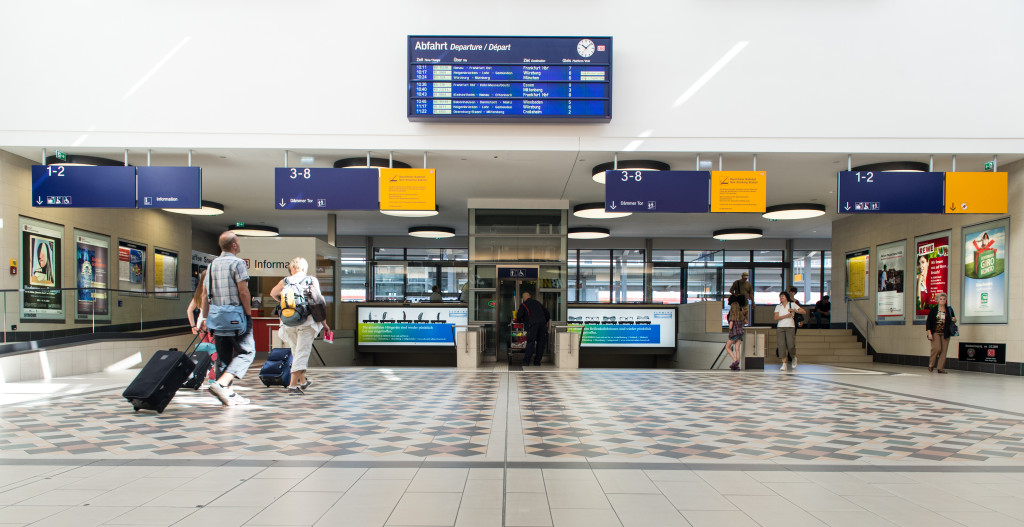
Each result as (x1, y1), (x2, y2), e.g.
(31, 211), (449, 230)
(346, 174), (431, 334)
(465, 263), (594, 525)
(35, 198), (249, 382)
(844, 296), (873, 348)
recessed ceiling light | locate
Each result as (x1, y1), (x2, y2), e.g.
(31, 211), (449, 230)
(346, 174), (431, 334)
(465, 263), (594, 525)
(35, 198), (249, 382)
(762, 203), (826, 220)
(591, 160), (670, 184)
(408, 226), (455, 238)
(568, 227), (611, 239)
(228, 223), (279, 237)
(165, 200), (225, 216)
(712, 228), (763, 241)
(572, 202), (632, 219)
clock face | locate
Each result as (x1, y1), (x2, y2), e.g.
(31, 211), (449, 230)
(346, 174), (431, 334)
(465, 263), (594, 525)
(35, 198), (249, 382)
(577, 39), (595, 58)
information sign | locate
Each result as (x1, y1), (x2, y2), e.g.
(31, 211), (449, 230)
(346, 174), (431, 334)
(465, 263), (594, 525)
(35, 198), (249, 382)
(31, 165), (136, 208)
(380, 168), (436, 211)
(944, 172), (1007, 214)
(605, 170), (710, 213)
(408, 36), (612, 122)
(710, 171), (766, 212)
(837, 170), (945, 214)
(958, 342), (1006, 364)
(137, 167), (202, 209)
(274, 167), (378, 210)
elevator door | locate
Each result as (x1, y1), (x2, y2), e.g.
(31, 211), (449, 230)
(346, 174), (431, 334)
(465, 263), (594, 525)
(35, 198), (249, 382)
(498, 278), (537, 357)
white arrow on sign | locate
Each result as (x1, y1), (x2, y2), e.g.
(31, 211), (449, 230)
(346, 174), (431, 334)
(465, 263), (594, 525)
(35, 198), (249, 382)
(36, 196), (42, 205)
(844, 202), (850, 211)
(279, 199), (286, 207)
(609, 202), (617, 210)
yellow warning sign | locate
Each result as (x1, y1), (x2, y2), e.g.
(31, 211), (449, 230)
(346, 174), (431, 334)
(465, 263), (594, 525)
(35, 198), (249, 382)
(710, 171), (766, 212)
(944, 172), (1007, 214)
(380, 168), (436, 211)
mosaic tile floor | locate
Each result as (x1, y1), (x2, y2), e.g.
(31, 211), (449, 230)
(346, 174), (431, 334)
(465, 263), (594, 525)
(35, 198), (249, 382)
(2, 368), (1023, 464)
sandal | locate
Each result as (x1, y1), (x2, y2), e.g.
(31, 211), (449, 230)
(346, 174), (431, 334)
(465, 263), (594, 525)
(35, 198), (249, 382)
(937, 370), (947, 374)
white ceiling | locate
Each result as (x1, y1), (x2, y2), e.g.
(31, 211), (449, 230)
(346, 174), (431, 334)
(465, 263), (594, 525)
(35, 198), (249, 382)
(4, 147), (1017, 239)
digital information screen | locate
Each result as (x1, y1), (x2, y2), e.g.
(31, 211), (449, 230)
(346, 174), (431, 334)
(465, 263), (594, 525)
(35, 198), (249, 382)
(408, 36), (612, 122)
(567, 307), (676, 348)
(357, 306), (469, 347)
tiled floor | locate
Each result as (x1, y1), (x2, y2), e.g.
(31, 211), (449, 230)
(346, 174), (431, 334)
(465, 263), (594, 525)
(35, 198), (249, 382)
(0, 363), (1023, 526)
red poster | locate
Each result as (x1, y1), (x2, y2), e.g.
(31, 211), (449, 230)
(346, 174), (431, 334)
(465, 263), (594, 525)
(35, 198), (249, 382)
(914, 236), (949, 318)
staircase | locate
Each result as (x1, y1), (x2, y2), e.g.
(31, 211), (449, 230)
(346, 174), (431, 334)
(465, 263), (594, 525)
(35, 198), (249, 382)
(764, 328), (871, 365)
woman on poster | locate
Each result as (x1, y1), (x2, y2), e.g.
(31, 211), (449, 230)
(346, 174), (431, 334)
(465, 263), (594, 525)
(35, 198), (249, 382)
(925, 293), (957, 374)
(31, 240), (55, 286)
(916, 255), (930, 309)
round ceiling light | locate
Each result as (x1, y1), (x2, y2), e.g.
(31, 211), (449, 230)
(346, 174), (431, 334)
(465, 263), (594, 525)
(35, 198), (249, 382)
(334, 157), (412, 169)
(46, 154), (126, 167)
(568, 227), (611, 239)
(712, 228), (763, 241)
(228, 223), (279, 237)
(762, 203), (826, 220)
(851, 161), (929, 173)
(572, 202), (632, 219)
(409, 226), (456, 238)
(591, 160), (670, 184)
(381, 207), (439, 218)
(164, 200), (225, 216)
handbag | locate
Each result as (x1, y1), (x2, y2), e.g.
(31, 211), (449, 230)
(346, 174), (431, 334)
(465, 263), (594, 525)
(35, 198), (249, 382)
(309, 302), (327, 323)
(948, 321), (959, 337)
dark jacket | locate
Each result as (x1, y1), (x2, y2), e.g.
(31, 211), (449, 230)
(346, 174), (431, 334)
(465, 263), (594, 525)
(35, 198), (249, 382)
(925, 305), (956, 338)
(516, 298), (550, 326)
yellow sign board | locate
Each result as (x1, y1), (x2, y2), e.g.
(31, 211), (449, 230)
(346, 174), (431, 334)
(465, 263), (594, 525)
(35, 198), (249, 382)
(710, 171), (766, 212)
(945, 172), (1007, 214)
(380, 168), (436, 211)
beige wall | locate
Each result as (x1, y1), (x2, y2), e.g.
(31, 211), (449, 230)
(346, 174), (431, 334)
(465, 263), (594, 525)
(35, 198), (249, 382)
(831, 159), (1023, 364)
(1, 150), (194, 333)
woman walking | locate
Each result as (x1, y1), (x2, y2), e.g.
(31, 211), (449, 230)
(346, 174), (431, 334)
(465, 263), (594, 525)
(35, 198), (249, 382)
(774, 291), (805, 371)
(726, 292), (748, 370)
(926, 292), (957, 373)
(271, 257), (330, 394)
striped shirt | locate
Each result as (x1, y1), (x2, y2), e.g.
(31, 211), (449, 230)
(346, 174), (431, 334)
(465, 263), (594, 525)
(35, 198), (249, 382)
(205, 252), (249, 306)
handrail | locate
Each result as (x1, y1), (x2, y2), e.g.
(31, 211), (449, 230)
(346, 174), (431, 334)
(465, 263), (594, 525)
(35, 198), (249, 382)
(844, 296), (873, 348)
(0, 286), (194, 295)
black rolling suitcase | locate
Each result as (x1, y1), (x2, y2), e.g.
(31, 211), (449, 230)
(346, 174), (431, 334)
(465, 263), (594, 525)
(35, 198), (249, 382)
(123, 349), (193, 413)
(259, 347), (293, 387)
(183, 345), (214, 390)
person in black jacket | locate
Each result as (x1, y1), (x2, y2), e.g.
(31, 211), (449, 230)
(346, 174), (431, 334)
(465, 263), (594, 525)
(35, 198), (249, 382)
(516, 292), (550, 366)
(925, 292), (957, 373)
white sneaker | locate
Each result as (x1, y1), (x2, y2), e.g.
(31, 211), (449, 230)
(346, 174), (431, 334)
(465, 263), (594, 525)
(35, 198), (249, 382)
(780, 363), (788, 372)
(791, 358), (798, 369)
(228, 393), (250, 406)
(208, 381), (232, 405)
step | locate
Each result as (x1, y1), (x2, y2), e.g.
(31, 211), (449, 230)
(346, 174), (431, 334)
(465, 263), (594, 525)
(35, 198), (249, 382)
(766, 355), (874, 364)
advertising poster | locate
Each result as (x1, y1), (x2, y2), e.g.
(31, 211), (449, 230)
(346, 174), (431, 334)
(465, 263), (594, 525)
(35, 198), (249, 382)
(74, 230), (110, 322)
(118, 240), (147, 296)
(567, 307), (676, 348)
(845, 249), (870, 300)
(875, 240), (906, 324)
(191, 250), (217, 290)
(20, 217), (64, 321)
(962, 218), (1009, 324)
(913, 231), (950, 324)
(357, 306), (468, 346)
(154, 248), (179, 299)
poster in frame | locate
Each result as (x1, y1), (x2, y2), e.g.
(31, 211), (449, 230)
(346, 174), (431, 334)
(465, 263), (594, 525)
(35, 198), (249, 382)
(961, 217), (1009, 324)
(19, 217), (64, 321)
(912, 230), (951, 325)
(845, 249), (870, 300)
(874, 240), (906, 325)
(73, 229), (111, 323)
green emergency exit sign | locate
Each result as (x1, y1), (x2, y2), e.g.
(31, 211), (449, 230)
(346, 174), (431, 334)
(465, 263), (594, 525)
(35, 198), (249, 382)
(984, 161), (995, 171)
(55, 150), (66, 161)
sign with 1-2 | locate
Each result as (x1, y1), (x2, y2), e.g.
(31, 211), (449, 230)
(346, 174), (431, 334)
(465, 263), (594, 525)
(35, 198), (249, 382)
(837, 170), (945, 214)
(31, 165), (137, 208)
(605, 170), (710, 213)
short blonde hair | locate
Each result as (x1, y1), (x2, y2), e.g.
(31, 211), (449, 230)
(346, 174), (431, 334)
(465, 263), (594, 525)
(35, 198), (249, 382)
(288, 257), (308, 274)
(936, 293), (947, 300)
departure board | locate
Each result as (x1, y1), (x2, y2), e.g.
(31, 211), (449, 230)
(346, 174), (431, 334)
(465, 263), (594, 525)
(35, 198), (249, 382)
(408, 36), (612, 122)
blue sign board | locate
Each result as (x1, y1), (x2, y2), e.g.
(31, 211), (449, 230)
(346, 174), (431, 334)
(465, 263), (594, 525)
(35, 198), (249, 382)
(605, 170), (710, 213)
(137, 167), (202, 209)
(837, 171), (945, 214)
(274, 167), (379, 210)
(31, 165), (136, 208)
(409, 36), (612, 122)
(497, 267), (539, 279)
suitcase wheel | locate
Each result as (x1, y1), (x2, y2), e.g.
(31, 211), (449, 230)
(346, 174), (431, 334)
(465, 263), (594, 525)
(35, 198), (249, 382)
(133, 407), (139, 412)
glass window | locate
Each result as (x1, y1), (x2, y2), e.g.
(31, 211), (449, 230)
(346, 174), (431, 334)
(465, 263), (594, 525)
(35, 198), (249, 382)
(440, 265), (468, 296)
(405, 262), (435, 298)
(340, 247), (366, 302)
(406, 248), (442, 261)
(444, 248), (469, 261)
(686, 266), (718, 303)
(652, 265), (682, 304)
(567, 250), (578, 302)
(753, 268), (784, 305)
(823, 250), (832, 298)
(725, 250), (751, 263)
(686, 250), (722, 266)
(791, 250), (820, 304)
(373, 247), (404, 260)
(611, 249), (645, 302)
(578, 249), (610, 302)
(652, 250), (681, 262)
(754, 250), (784, 263)
(372, 263), (405, 301)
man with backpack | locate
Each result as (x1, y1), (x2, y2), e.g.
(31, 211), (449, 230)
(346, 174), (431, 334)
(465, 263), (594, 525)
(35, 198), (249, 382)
(200, 232), (255, 406)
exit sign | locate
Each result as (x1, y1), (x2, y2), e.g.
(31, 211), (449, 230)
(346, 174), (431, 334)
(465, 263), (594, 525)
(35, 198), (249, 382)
(984, 161), (995, 171)
(55, 150), (67, 161)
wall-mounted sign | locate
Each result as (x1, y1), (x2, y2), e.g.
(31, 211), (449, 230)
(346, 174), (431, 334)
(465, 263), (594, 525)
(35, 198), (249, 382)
(961, 218), (1009, 324)
(274, 167), (379, 210)
(380, 168), (436, 211)
(875, 240), (906, 325)
(845, 249), (870, 300)
(498, 267), (539, 279)
(944, 172), (1008, 214)
(710, 171), (766, 212)
(837, 170), (945, 214)
(154, 248), (179, 299)
(913, 231), (950, 324)
(74, 229), (110, 322)
(137, 167), (202, 209)
(20, 217), (64, 321)
(605, 170), (710, 213)
(958, 342), (1006, 364)
(118, 240), (147, 296)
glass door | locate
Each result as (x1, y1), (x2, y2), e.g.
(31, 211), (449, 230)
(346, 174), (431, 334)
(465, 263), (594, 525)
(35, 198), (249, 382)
(497, 278), (537, 358)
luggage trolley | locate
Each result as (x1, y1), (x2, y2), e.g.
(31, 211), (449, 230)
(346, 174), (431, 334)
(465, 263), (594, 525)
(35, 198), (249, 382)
(508, 322), (527, 363)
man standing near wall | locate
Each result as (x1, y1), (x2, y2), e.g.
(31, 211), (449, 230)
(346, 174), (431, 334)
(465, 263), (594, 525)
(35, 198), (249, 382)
(200, 232), (255, 406)
(730, 272), (754, 325)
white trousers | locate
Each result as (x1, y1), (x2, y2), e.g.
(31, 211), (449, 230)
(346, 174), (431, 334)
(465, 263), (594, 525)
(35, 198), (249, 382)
(279, 323), (319, 371)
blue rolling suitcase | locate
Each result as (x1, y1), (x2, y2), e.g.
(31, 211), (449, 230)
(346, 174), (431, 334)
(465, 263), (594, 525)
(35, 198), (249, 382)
(259, 347), (293, 387)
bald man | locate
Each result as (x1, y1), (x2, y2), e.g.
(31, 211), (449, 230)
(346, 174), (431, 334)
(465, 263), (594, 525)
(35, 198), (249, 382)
(200, 232), (255, 406)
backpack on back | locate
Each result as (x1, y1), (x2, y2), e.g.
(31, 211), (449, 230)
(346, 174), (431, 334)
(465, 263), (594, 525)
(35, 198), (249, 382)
(279, 277), (310, 326)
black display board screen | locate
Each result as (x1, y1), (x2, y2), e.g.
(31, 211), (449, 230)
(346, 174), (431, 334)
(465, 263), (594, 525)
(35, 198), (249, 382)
(408, 36), (612, 122)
